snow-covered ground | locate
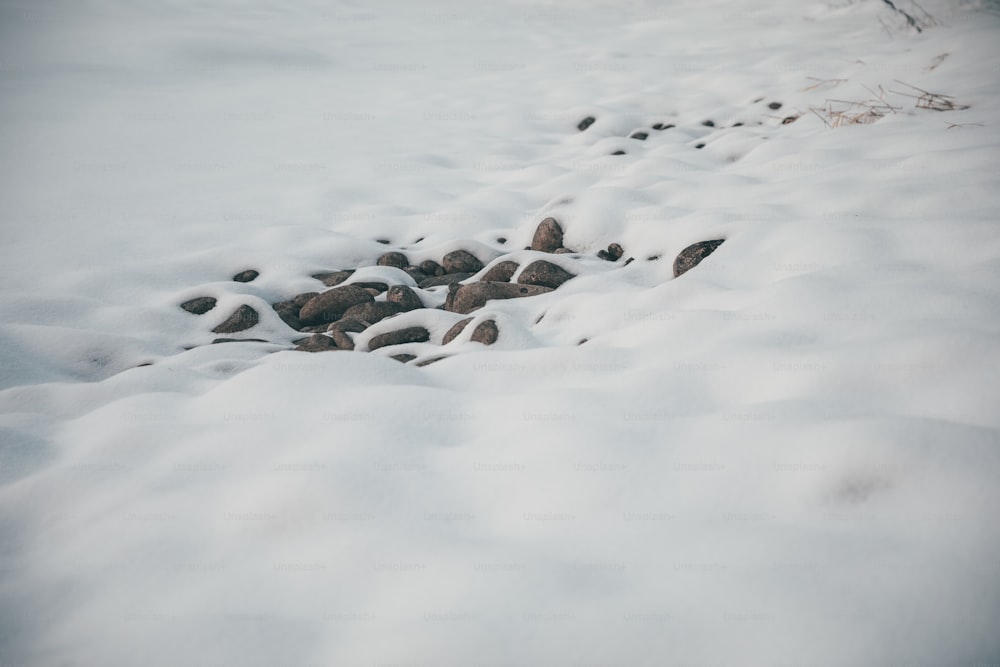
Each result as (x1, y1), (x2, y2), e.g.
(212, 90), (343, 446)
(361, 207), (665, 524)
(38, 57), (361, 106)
(2, 0), (999, 664)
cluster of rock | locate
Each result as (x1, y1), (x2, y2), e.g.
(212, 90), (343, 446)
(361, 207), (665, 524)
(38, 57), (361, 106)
(179, 218), (724, 363)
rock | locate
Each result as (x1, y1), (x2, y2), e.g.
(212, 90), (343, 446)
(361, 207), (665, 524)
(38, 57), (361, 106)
(420, 260), (445, 277)
(419, 272), (473, 289)
(415, 355), (449, 367)
(232, 269), (259, 283)
(530, 218), (564, 253)
(342, 301), (404, 325)
(212, 337), (268, 344)
(732, 122), (744, 127)
(298, 324), (331, 333)
(368, 326), (430, 351)
(597, 243), (624, 262)
(391, 354), (417, 363)
(444, 283), (462, 311)
(517, 260), (576, 289)
(442, 318), (473, 344)
(386, 285), (423, 311)
(377, 252), (409, 269)
(404, 266), (428, 282)
(293, 292), (320, 307)
(577, 116), (596, 131)
(312, 270), (354, 287)
(694, 143), (705, 149)
(294, 334), (339, 353)
(481, 260), (519, 283)
(448, 281), (553, 314)
(702, 119), (715, 127)
(212, 305), (259, 334)
(442, 250), (484, 274)
(673, 239), (725, 278)
(652, 123), (675, 130)
(298, 285), (374, 325)
(553, 247), (574, 255)
(768, 101), (783, 110)
(271, 300), (302, 330)
(782, 115), (798, 125)
(470, 319), (499, 345)
(375, 238), (391, 245)
(647, 254), (662, 261)
(611, 150), (626, 156)
(327, 317), (369, 351)
(496, 237), (507, 244)
(630, 131), (648, 140)
(352, 281), (388, 293)
(180, 296), (217, 315)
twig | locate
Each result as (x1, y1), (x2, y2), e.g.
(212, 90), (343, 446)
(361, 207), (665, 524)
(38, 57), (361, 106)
(880, 0), (923, 32)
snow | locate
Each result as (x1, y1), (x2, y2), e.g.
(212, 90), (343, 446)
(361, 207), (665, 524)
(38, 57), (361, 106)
(2, 0), (1000, 664)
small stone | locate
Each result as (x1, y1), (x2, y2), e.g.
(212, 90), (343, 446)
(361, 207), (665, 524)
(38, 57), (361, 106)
(768, 101), (783, 110)
(517, 260), (576, 289)
(294, 334), (339, 353)
(597, 243), (624, 262)
(386, 285), (423, 311)
(327, 317), (369, 350)
(298, 285), (374, 325)
(180, 297), (217, 315)
(232, 269), (259, 283)
(376, 238), (391, 245)
(732, 122), (744, 127)
(553, 247), (574, 254)
(702, 120), (715, 127)
(481, 260), (519, 283)
(211, 304), (259, 334)
(442, 318), (473, 344)
(391, 354), (417, 363)
(342, 301), (404, 325)
(652, 123), (675, 130)
(496, 237), (507, 244)
(630, 131), (648, 140)
(530, 217), (564, 253)
(420, 260), (445, 277)
(448, 282), (554, 314)
(647, 254), (662, 261)
(271, 300), (302, 330)
(470, 320), (499, 345)
(782, 115), (798, 125)
(442, 250), (484, 274)
(368, 326), (430, 351)
(695, 143), (705, 149)
(577, 116), (596, 131)
(419, 273), (473, 289)
(311, 270), (354, 287)
(673, 239), (725, 278)
(611, 150), (626, 156)
(377, 252), (409, 269)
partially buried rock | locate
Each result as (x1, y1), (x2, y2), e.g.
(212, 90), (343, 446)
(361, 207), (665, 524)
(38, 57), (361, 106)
(530, 217), (564, 253)
(442, 250), (484, 274)
(368, 326), (430, 351)
(180, 296), (217, 315)
(448, 282), (553, 314)
(353, 281), (388, 293)
(377, 252), (409, 269)
(342, 301), (404, 325)
(597, 243), (624, 262)
(233, 269), (259, 283)
(470, 319), (499, 345)
(419, 272), (473, 289)
(212, 304), (259, 334)
(312, 270), (354, 287)
(391, 354), (417, 363)
(630, 131), (648, 140)
(386, 285), (423, 311)
(298, 285), (374, 325)
(271, 300), (302, 330)
(327, 317), (369, 350)
(481, 260), (519, 283)
(673, 239), (725, 278)
(442, 318), (473, 344)
(578, 116), (596, 131)
(420, 260), (445, 277)
(294, 334), (338, 353)
(517, 260), (575, 289)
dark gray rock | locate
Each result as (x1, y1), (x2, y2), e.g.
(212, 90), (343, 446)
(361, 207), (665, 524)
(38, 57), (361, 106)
(271, 300), (302, 330)
(180, 297), (217, 315)
(611, 150), (626, 156)
(312, 270), (354, 287)
(517, 260), (575, 289)
(391, 354), (417, 363)
(447, 281), (553, 314)
(470, 319), (499, 345)
(368, 326), (430, 351)
(404, 267), (428, 282)
(442, 250), (484, 274)
(578, 116), (596, 131)
(377, 252), (409, 269)
(233, 269), (259, 283)
(673, 239), (725, 278)
(420, 260), (445, 277)
(597, 243), (624, 262)
(212, 304), (259, 334)
(442, 318), (473, 344)
(530, 217), (564, 253)
(294, 334), (339, 353)
(342, 301), (404, 325)
(652, 123), (675, 130)
(768, 101), (783, 110)
(419, 272), (473, 289)
(212, 337), (268, 344)
(386, 285), (423, 311)
(630, 132), (648, 140)
(293, 292), (319, 307)
(702, 119), (715, 127)
(481, 260), (519, 283)
(299, 285), (374, 325)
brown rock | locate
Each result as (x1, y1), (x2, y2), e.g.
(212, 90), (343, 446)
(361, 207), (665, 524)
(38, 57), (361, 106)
(232, 269), (259, 283)
(448, 281), (553, 314)
(327, 317), (369, 350)
(294, 334), (339, 353)
(368, 326), (430, 351)
(673, 239), (725, 278)
(298, 324), (331, 333)
(481, 260), (519, 283)
(353, 281), (388, 293)
(470, 319), (499, 345)
(298, 285), (374, 325)
(293, 292), (319, 307)
(517, 260), (575, 289)
(211, 304), (259, 334)
(342, 301), (405, 325)
(530, 218), (564, 253)
(420, 260), (445, 277)
(442, 318), (473, 344)
(597, 243), (624, 261)
(442, 250), (484, 274)
(553, 247), (574, 254)
(180, 297), (217, 315)
(419, 272), (473, 289)
(386, 285), (423, 311)
(311, 270), (354, 287)
(377, 252), (409, 269)
(271, 300), (302, 330)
